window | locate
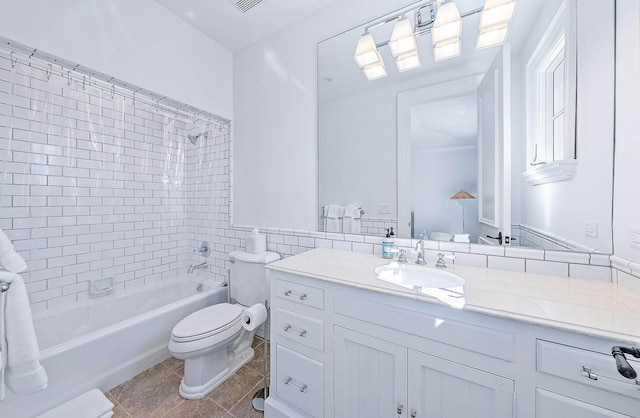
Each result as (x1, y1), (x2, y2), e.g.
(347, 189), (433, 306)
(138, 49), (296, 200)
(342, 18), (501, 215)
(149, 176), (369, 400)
(525, 0), (576, 170)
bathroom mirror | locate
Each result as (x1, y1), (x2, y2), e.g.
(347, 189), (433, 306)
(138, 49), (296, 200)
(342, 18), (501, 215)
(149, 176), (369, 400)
(318, 0), (614, 253)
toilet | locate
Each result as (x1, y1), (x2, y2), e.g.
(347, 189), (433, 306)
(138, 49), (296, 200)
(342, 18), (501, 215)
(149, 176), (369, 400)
(168, 250), (280, 399)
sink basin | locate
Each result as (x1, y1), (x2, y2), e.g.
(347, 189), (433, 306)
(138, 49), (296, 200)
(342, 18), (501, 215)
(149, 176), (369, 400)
(374, 262), (465, 290)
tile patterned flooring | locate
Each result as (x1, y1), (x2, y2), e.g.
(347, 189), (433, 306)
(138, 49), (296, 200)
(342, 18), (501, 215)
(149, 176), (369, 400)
(106, 337), (269, 418)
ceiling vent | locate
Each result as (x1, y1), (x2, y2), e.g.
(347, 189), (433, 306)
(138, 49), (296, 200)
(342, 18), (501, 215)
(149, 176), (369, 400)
(229, 0), (263, 13)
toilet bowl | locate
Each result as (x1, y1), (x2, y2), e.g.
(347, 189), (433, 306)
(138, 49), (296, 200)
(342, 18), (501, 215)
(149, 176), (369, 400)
(168, 250), (280, 399)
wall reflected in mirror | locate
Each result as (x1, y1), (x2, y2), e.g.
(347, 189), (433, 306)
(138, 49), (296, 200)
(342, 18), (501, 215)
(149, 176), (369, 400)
(318, 0), (614, 253)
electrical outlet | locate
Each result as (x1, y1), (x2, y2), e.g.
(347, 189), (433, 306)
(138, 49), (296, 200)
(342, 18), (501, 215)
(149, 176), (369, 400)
(632, 228), (640, 248)
(584, 221), (598, 237)
(378, 204), (391, 214)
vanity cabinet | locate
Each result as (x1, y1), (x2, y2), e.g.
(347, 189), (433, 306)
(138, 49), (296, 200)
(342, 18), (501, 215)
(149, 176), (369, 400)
(333, 327), (407, 417)
(265, 265), (640, 418)
(408, 349), (515, 418)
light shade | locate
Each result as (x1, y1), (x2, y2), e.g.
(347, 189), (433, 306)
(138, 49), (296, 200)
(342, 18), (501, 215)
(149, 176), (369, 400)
(389, 18), (417, 57)
(362, 61), (388, 81)
(480, 0), (516, 30)
(434, 38), (461, 62)
(432, 2), (462, 44)
(476, 24), (509, 49)
(450, 189), (476, 199)
(396, 50), (422, 72)
(354, 33), (381, 68)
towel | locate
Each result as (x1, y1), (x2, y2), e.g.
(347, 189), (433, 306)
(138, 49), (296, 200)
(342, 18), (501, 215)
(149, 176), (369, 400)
(0, 229), (27, 274)
(0, 288), (6, 400)
(1, 271), (47, 396)
(325, 204), (342, 233)
(343, 204), (361, 234)
(37, 389), (114, 418)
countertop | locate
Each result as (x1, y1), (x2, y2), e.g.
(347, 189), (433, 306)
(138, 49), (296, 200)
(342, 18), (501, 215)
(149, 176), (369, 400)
(267, 248), (640, 345)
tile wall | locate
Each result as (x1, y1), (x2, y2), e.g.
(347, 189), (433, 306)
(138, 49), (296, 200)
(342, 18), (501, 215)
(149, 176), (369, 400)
(0, 52), (227, 312)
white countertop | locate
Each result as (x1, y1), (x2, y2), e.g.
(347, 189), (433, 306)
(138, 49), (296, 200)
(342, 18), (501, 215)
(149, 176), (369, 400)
(267, 248), (640, 345)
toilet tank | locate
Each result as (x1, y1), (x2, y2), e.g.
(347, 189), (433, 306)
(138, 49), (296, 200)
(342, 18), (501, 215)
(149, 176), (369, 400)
(229, 251), (281, 306)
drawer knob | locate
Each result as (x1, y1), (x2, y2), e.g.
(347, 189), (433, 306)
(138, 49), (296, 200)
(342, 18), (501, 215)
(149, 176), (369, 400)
(283, 324), (307, 337)
(581, 366), (598, 381)
(283, 376), (308, 393)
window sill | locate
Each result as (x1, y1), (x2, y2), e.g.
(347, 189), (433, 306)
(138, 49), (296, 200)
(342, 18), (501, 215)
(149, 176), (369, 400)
(521, 160), (578, 185)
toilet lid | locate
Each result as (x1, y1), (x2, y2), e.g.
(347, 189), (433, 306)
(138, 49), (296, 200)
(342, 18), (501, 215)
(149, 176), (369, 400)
(172, 303), (243, 342)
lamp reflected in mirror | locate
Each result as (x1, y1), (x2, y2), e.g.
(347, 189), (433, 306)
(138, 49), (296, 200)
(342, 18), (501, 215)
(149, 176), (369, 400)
(450, 189), (476, 243)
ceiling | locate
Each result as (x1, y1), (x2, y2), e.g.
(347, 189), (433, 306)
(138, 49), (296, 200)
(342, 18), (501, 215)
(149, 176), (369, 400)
(153, 0), (340, 51)
(411, 93), (477, 152)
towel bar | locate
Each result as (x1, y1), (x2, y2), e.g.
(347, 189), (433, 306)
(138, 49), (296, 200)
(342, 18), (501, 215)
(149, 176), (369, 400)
(0, 280), (10, 293)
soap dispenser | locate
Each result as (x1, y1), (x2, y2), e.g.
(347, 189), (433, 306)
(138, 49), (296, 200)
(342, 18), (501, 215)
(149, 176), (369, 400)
(382, 227), (396, 259)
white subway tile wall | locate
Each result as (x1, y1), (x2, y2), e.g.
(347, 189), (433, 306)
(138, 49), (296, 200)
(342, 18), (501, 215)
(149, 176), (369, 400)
(0, 55), (228, 311)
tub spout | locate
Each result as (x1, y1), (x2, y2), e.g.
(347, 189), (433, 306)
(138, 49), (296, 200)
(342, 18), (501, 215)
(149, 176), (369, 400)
(188, 262), (208, 274)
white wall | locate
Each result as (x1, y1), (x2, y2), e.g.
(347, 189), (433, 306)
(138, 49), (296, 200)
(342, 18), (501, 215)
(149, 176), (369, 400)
(232, 0), (414, 230)
(0, 0), (233, 119)
(319, 84), (397, 219)
(514, 0), (614, 253)
(614, 0), (640, 263)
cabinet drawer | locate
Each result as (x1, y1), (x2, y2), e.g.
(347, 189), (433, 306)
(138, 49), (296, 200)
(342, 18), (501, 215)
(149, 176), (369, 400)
(275, 279), (324, 310)
(536, 388), (633, 417)
(275, 345), (324, 418)
(274, 307), (324, 352)
(537, 340), (640, 398)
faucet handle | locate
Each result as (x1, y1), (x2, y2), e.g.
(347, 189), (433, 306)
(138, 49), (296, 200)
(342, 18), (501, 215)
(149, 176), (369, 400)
(397, 249), (408, 264)
(419, 231), (427, 239)
(194, 241), (210, 257)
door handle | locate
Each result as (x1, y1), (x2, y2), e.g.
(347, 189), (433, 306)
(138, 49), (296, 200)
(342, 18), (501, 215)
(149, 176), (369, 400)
(486, 231), (503, 245)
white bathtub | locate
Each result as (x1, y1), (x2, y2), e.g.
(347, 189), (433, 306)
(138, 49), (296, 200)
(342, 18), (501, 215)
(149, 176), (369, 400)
(1, 279), (227, 418)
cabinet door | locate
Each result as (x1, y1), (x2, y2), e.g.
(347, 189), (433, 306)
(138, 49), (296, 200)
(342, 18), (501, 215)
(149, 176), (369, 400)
(408, 349), (515, 418)
(334, 327), (407, 418)
(536, 389), (633, 418)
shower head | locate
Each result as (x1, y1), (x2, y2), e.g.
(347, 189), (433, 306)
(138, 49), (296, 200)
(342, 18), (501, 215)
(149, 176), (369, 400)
(187, 132), (209, 145)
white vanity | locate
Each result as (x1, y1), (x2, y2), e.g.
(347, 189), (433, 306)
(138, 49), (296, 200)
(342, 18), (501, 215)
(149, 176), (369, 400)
(264, 248), (640, 418)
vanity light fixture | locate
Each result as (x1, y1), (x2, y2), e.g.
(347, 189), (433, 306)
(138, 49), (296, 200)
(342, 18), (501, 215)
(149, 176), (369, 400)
(353, 33), (382, 68)
(363, 61), (388, 81)
(476, 0), (516, 49)
(396, 50), (422, 72)
(476, 23), (510, 49)
(479, 0), (516, 29)
(431, 1), (462, 45)
(389, 18), (418, 57)
(432, 1), (462, 62)
(434, 38), (461, 62)
(353, 33), (388, 80)
(353, 0), (516, 80)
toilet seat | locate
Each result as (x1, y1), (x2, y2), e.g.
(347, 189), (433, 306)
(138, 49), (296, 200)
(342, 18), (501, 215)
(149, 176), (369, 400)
(171, 303), (243, 343)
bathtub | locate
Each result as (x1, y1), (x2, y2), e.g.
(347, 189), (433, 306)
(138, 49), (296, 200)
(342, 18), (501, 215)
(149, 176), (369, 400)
(1, 278), (227, 418)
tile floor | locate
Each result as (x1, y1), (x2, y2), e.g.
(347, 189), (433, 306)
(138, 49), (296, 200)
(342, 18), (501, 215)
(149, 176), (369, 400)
(106, 337), (270, 418)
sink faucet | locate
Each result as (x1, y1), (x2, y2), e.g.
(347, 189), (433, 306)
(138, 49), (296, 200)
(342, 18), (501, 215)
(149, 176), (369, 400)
(415, 232), (427, 265)
(188, 261), (208, 274)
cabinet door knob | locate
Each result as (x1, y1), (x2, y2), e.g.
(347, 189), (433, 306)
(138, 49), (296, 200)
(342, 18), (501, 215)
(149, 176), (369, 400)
(397, 403), (403, 415)
(411, 408), (417, 417)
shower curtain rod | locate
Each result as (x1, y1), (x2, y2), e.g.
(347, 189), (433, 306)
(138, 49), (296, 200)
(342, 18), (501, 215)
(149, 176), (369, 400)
(0, 44), (229, 126)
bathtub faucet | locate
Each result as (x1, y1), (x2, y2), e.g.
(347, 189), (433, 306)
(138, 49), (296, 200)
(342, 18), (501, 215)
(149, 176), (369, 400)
(188, 261), (208, 274)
